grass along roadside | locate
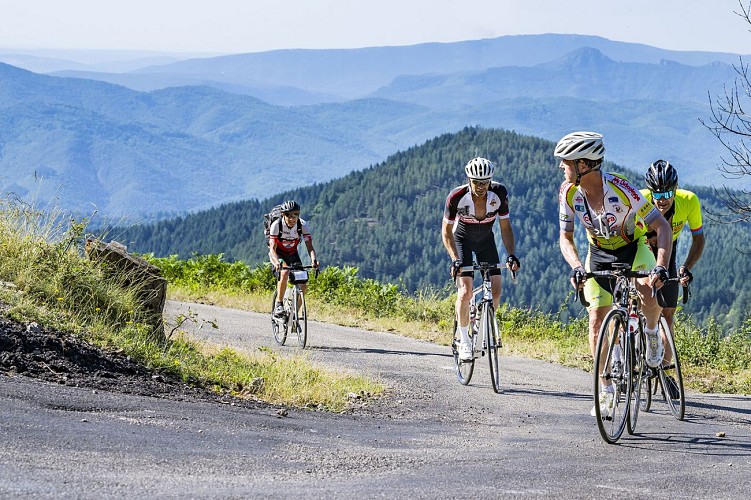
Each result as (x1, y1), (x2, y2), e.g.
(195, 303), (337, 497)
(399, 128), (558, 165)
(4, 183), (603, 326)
(0, 198), (382, 411)
(152, 253), (751, 395)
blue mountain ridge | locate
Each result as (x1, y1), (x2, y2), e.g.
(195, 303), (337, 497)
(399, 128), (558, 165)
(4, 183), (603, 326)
(0, 34), (746, 217)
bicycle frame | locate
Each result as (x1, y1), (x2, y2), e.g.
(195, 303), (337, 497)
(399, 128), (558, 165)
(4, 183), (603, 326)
(451, 261), (513, 393)
(271, 263), (318, 348)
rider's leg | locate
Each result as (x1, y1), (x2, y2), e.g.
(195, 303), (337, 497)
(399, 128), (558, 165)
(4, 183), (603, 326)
(661, 307), (676, 364)
(491, 274), (502, 310)
(276, 270), (289, 306)
(456, 276), (473, 328)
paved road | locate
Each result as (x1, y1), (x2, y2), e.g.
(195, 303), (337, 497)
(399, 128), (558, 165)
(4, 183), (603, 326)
(0, 300), (749, 498)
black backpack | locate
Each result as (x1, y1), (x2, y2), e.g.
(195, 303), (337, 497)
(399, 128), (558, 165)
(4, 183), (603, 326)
(263, 205), (302, 240)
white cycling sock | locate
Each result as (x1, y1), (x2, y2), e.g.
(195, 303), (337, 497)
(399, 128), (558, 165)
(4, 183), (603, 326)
(457, 325), (470, 345)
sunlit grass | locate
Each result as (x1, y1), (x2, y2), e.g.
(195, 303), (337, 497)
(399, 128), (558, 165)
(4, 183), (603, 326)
(0, 197), (383, 410)
(148, 252), (751, 395)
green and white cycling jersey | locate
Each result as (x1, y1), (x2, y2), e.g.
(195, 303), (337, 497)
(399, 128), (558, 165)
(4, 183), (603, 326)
(559, 172), (660, 251)
(639, 188), (704, 241)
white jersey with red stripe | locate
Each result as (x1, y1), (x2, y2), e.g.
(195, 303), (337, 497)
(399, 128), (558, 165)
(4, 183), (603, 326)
(269, 218), (312, 255)
(443, 182), (510, 239)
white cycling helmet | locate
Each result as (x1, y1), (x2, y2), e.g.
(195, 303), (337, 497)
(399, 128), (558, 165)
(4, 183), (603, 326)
(554, 132), (605, 161)
(464, 157), (494, 180)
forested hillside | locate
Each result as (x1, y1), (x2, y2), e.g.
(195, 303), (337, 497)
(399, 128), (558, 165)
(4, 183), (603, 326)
(118, 127), (751, 326)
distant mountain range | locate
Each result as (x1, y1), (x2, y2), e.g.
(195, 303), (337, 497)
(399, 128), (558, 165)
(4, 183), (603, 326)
(0, 34), (747, 217)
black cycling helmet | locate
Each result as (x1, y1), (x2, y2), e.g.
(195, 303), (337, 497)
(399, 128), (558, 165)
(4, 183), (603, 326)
(279, 200), (300, 213)
(645, 160), (678, 192)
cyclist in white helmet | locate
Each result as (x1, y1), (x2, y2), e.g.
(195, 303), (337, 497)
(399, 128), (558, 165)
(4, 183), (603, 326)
(555, 132), (672, 417)
(442, 157), (521, 361)
(268, 200), (319, 317)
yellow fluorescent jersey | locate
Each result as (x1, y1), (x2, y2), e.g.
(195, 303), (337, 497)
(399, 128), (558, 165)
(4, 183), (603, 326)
(559, 172), (660, 250)
(639, 188), (704, 240)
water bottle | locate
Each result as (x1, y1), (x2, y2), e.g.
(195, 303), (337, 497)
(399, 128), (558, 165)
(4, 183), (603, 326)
(628, 311), (639, 333)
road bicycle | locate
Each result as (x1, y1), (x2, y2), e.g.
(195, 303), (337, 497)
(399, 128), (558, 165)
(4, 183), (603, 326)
(271, 264), (318, 349)
(450, 262), (514, 393)
(643, 278), (689, 421)
(578, 263), (653, 443)
(578, 264), (689, 443)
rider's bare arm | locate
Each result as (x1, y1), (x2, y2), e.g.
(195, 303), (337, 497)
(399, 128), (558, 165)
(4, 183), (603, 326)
(441, 219), (459, 261)
(498, 217), (516, 263)
(559, 230), (583, 270)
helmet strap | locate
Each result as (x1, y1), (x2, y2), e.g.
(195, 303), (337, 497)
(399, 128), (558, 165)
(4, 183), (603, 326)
(574, 160), (599, 186)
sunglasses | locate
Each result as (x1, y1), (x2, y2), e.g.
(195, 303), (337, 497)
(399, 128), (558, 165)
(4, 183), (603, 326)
(285, 212), (300, 218)
(470, 179), (491, 186)
(652, 190), (674, 200)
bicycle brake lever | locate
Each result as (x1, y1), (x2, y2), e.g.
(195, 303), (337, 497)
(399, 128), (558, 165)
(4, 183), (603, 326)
(577, 289), (590, 308)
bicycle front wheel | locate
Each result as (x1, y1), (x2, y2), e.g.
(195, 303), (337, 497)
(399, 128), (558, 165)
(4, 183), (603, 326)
(657, 315), (685, 420)
(594, 309), (631, 444)
(451, 315), (475, 385)
(627, 328), (650, 435)
(483, 304), (501, 394)
(271, 290), (287, 345)
(294, 289), (308, 349)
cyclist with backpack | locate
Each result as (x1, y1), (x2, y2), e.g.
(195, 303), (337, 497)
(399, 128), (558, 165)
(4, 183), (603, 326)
(267, 200), (319, 317)
(555, 131), (673, 416)
(442, 157), (521, 361)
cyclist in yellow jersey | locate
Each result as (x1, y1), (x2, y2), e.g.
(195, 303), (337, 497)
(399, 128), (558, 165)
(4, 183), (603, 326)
(555, 132), (673, 417)
(641, 160), (705, 381)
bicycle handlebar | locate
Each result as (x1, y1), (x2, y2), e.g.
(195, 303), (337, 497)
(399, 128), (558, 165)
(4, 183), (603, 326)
(277, 263), (320, 278)
(574, 270), (690, 308)
(456, 262), (517, 282)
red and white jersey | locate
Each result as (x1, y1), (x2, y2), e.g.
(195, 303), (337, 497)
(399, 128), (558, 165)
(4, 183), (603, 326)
(269, 218), (312, 255)
(443, 182), (510, 238)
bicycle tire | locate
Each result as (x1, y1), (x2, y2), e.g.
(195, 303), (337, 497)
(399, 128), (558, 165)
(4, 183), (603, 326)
(628, 325), (651, 434)
(657, 315), (685, 420)
(294, 288), (308, 349)
(451, 315), (475, 385)
(484, 304), (501, 393)
(271, 290), (288, 345)
(594, 309), (631, 444)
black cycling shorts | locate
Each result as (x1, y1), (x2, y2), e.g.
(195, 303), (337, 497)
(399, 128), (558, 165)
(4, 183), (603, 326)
(454, 232), (500, 278)
(273, 251), (302, 280)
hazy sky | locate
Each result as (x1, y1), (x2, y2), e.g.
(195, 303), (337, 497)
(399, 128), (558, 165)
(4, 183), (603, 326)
(1, 0), (750, 56)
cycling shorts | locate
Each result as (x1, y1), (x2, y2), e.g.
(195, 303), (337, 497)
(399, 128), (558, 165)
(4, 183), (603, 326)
(583, 236), (656, 310)
(454, 231), (500, 278)
(273, 251), (302, 280)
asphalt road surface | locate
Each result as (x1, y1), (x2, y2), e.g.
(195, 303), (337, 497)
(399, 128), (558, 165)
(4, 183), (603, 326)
(1, 300), (749, 498)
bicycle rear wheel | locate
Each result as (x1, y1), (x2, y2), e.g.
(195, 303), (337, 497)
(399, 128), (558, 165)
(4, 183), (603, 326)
(657, 315), (685, 420)
(271, 290), (288, 345)
(451, 316), (475, 385)
(484, 304), (501, 393)
(594, 309), (631, 444)
(294, 289), (308, 348)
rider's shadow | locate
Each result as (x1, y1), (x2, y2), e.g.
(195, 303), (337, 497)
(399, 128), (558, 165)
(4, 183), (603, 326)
(307, 345), (451, 358)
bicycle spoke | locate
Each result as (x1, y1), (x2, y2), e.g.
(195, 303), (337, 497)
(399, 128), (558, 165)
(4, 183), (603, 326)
(451, 316), (475, 385)
(595, 309), (630, 444)
(486, 305), (501, 393)
(271, 290), (287, 345)
(657, 316), (685, 420)
(296, 289), (308, 348)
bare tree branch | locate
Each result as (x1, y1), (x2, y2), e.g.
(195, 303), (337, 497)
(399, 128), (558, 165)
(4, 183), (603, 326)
(701, 1), (751, 220)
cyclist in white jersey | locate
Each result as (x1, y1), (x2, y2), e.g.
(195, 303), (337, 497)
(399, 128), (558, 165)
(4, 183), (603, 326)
(555, 132), (672, 417)
(442, 157), (520, 361)
(268, 200), (319, 317)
